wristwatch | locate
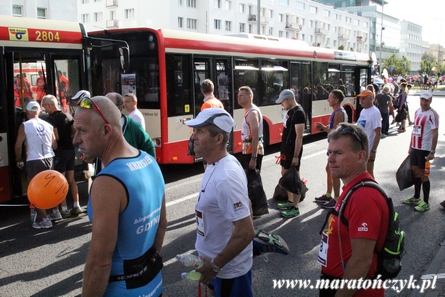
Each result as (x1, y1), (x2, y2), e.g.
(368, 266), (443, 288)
(211, 258), (222, 273)
(251, 155), (257, 160)
(430, 150), (436, 154)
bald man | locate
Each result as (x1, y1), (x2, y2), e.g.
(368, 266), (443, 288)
(74, 97), (166, 296)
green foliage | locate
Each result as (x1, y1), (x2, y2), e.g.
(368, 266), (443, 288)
(420, 52), (445, 75)
(338, 45), (345, 50)
(382, 54), (411, 75)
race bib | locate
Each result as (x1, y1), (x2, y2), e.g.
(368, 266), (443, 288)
(317, 231), (329, 267)
(412, 125), (421, 136)
(195, 209), (205, 237)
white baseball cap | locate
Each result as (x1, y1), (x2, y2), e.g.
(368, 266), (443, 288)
(185, 108), (234, 133)
(71, 90), (91, 101)
(26, 101), (40, 112)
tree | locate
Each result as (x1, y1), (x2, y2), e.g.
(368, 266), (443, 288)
(382, 54), (411, 76)
(420, 52), (441, 75)
(338, 45), (345, 50)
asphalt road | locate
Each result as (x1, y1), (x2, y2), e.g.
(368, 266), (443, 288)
(0, 91), (444, 297)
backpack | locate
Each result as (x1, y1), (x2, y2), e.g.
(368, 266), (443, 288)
(321, 180), (405, 280)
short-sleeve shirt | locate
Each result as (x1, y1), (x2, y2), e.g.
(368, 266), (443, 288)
(45, 110), (74, 151)
(357, 106), (381, 151)
(411, 108), (439, 151)
(280, 105), (306, 153)
(195, 154), (252, 279)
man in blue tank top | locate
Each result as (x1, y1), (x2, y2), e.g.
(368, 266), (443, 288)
(73, 96), (167, 297)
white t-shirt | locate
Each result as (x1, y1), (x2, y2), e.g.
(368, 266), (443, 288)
(129, 109), (145, 130)
(357, 106), (381, 151)
(195, 154), (252, 278)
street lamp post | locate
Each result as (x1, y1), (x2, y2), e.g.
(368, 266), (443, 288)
(379, 1), (384, 70)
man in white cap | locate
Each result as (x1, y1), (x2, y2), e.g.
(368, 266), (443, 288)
(356, 89), (381, 178)
(275, 89), (306, 218)
(70, 90), (91, 113)
(14, 101), (59, 229)
(403, 90), (439, 212)
(185, 108), (255, 297)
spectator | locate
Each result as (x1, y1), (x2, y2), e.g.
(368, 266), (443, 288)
(15, 73), (34, 106)
(42, 95), (82, 217)
(124, 93), (146, 130)
(237, 86), (264, 171)
(314, 90), (348, 209)
(406, 84), (414, 125)
(374, 85), (391, 138)
(396, 82), (408, 133)
(75, 96), (167, 297)
(357, 90), (381, 178)
(275, 89), (306, 218)
(403, 91), (439, 212)
(57, 71), (70, 111)
(318, 123), (389, 297)
(185, 108), (256, 297)
(36, 71), (46, 103)
(14, 101), (59, 229)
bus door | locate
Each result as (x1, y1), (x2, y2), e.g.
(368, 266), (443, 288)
(356, 66), (371, 120)
(299, 62), (313, 133)
(214, 58), (232, 114)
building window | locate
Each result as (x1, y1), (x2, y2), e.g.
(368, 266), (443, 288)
(240, 23), (245, 32)
(178, 0), (183, 5)
(178, 17), (183, 28)
(82, 0), (89, 3)
(225, 21), (231, 31)
(225, 0), (231, 10)
(12, 5), (23, 16)
(215, 0), (221, 9)
(269, 9), (273, 18)
(81, 14), (90, 23)
(268, 27), (273, 35)
(279, 0), (289, 5)
(239, 3), (245, 13)
(125, 9), (134, 19)
(249, 24), (252, 33)
(296, 1), (305, 10)
(323, 10), (330, 17)
(309, 6), (317, 14)
(279, 13), (284, 22)
(37, 8), (46, 19)
(110, 10), (116, 20)
(94, 12), (103, 22)
(187, 18), (197, 29)
(187, 0), (196, 7)
(279, 30), (283, 37)
(215, 19), (221, 30)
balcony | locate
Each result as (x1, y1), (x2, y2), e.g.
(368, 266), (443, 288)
(338, 34), (349, 41)
(314, 28), (328, 36)
(248, 14), (256, 22)
(285, 23), (302, 32)
(106, 0), (118, 7)
(260, 16), (269, 24)
(106, 19), (119, 28)
(357, 36), (367, 43)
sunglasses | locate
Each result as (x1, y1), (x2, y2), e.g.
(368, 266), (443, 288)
(79, 98), (110, 125)
(336, 125), (365, 151)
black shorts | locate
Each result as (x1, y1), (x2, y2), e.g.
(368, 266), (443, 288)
(26, 157), (54, 180)
(54, 149), (76, 172)
(280, 146), (303, 170)
(409, 148), (429, 169)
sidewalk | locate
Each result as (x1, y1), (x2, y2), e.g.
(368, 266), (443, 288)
(410, 239), (445, 296)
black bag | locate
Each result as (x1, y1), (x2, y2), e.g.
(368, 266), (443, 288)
(279, 166), (308, 196)
(273, 184), (288, 201)
(246, 169), (269, 217)
(321, 180), (405, 280)
(396, 155), (414, 191)
(395, 108), (406, 122)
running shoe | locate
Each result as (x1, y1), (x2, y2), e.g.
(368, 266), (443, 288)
(280, 207), (300, 218)
(321, 199), (336, 209)
(252, 230), (290, 256)
(315, 194), (330, 203)
(61, 209), (72, 218)
(70, 207), (83, 215)
(414, 201), (430, 212)
(48, 211), (62, 221)
(402, 196), (421, 205)
(32, 220), (53, 229)
(277, 201), (293, 210)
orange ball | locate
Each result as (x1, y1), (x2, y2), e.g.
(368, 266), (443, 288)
(28, 170), (68, 209)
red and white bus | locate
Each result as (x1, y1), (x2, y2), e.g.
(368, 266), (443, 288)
(87, 28), (371, 164)
(0, 16), (89, 203)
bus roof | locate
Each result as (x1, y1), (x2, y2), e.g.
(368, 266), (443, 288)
(0, 16), (86, 49)
(89, 27), (370, 65)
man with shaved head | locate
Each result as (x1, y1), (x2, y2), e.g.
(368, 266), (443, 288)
(74, 97), (167, 297)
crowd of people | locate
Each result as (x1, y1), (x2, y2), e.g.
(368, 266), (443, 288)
(13, 73), (440, 296)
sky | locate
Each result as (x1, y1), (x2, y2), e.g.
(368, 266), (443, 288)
(382, 0), (445, 45)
